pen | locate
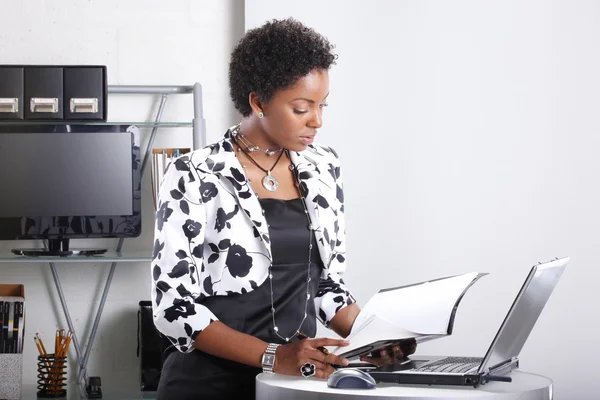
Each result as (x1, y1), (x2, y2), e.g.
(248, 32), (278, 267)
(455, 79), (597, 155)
(297, 332), (348, 369)
(297, 332), (330, 355)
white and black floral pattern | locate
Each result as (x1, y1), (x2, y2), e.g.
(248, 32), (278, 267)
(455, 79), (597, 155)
(151, 128), (355, 353)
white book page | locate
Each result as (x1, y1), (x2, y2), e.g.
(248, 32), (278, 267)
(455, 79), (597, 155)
(347, 309), (375, 336)
(361, 272), (484, 335)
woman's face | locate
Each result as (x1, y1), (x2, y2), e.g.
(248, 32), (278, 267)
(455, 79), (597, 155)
(260, 68), (330, 152)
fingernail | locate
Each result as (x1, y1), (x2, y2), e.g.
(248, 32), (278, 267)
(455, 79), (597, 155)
(342, 358), (349, 366)
(393, 346), (400, 352)
(341, 339), (350, 345)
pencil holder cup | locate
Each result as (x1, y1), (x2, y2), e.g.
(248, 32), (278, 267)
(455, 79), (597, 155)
(36, 354), (67, 398)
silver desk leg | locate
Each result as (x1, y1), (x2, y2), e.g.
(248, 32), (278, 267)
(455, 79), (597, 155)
(49, 262), (87, 381)
(76, 240), (123, 386)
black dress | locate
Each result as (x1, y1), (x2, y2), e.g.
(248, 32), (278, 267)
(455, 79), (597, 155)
(157, 198), (323, 400)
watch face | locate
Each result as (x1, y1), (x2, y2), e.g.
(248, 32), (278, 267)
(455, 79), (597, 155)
(263, 354), (275, 366)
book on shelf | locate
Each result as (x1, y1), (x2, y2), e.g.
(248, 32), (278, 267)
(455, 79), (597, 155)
(327, 272), (487, 359)
(151, 148), (191, 210)
(0, 284), (26, 354)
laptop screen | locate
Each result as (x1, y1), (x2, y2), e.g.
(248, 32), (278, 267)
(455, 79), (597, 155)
(478, 257), (568, 373)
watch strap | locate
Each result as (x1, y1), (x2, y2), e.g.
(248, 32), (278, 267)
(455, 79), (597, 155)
(261, 343), (280, 373)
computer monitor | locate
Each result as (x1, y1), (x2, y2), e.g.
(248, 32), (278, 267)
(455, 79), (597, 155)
(0, 124), (141, 256)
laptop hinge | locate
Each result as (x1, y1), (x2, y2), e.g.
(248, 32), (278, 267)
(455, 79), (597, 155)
(480, 357), (519, 384)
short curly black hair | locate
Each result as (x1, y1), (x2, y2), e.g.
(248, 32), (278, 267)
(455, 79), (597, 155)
(229, 18), (337, 117)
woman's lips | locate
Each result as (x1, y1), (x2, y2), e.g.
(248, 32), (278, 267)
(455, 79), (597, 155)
(300, 136), (315, 145)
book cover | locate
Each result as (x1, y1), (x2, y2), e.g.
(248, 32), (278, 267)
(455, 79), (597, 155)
(2, 301), (9, 353)
(0, 300), (3, 353)
(6, 300), (13, 354)
(12, 302), (21, 354)
(17, 301), (24, 353)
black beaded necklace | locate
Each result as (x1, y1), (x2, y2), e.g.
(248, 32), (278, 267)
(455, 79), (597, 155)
(232, 129), (285, 192)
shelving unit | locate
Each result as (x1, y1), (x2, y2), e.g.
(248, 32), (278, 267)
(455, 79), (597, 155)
(0, 251), (153, 263)
(0, 121), (192, 127)
(0, 83), (205, 399)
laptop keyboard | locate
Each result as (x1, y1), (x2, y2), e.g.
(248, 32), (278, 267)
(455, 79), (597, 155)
(414, 357), (483, 374)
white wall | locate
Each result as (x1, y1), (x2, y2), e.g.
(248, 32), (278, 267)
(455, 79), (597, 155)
(247, 1), (599, 398)
(0, 0), (244, 391)
(1, 1), (597, 396)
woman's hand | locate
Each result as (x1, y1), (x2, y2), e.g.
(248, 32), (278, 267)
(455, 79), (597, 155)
(359, 339), (417, 367)
(273, 338), (351, 379)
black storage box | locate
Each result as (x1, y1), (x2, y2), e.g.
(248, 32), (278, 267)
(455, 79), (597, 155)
(24, 66), (64, 120)
(0, 65), (107, 122)
(0, 67), (24, 120)
(64, 66), (107, 121)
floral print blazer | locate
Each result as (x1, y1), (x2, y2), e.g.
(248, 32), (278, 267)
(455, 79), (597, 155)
(151, 128), (355, 353)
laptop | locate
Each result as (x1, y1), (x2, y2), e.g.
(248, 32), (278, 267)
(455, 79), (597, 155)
(368, 257), (568, 387)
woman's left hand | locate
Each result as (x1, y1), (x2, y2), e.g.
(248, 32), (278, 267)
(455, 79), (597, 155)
(359, 339), (417, 367)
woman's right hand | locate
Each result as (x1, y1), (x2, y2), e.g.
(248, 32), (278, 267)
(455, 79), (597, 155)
(273, 338), (351, 379)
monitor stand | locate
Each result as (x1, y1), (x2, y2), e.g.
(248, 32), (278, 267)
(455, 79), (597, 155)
(11, 239), (107, 257)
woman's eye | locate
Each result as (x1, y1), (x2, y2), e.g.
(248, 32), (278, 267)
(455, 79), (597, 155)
(293, 109), (308, 114)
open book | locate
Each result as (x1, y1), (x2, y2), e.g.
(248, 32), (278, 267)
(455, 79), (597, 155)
(327, 272), (487, 359)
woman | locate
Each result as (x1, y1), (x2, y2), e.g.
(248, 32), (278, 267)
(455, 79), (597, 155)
(151, 18), (413, 399)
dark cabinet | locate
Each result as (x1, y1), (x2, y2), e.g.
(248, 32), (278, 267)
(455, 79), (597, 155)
(0, 67), (24, 120)
(0, 65), (107, 122)
(64, 66), (107, 121)
(24, 67), (64, 120)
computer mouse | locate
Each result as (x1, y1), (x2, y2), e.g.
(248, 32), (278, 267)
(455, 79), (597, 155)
(327, 368), (377, 389)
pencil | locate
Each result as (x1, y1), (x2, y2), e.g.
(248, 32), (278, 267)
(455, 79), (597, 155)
(55, 330), (60, 355)
(60, 331), (72, 357)
(34, 336), (44, 357)
(34, 336), (50, 384)
(49, 333), (70, 391)
(36, 333), (48, 356)
(56, 336), (66, 357)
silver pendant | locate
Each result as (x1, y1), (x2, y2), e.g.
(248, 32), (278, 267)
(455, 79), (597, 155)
(262, 171), (279, 192)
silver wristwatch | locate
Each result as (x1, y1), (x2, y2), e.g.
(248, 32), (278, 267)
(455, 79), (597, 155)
(261, 343), (280, 373)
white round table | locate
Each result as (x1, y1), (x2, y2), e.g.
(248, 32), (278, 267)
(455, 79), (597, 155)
(256, 370), (553, 399)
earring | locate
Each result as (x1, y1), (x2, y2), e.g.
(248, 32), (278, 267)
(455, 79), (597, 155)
(258, 111), (264, 118)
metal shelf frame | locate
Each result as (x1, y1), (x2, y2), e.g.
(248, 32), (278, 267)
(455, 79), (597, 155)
(44, 83), (206, 398)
